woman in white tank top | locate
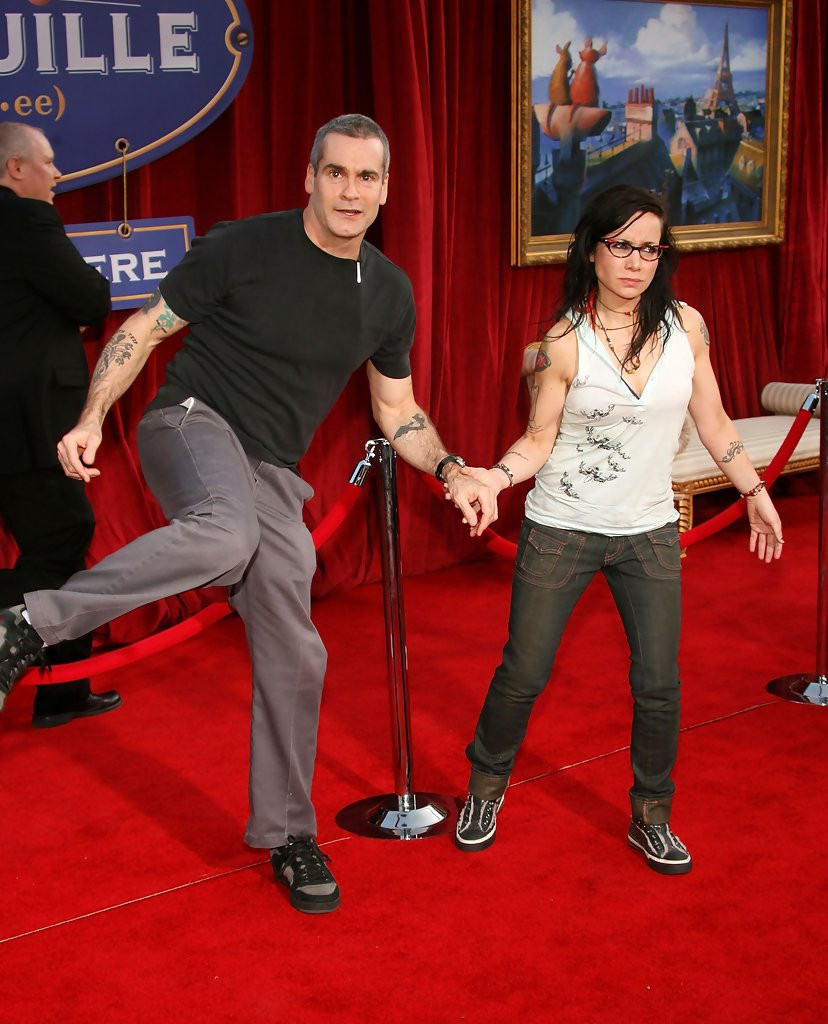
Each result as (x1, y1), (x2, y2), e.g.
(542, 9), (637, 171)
(454, 185), (784, 874)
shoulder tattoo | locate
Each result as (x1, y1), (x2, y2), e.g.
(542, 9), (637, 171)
(698, 315), (710, 347)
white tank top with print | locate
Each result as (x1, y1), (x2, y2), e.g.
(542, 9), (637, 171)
(524, 306), (695, 535)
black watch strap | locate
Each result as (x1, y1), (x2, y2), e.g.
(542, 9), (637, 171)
(435, 454), (466, 482)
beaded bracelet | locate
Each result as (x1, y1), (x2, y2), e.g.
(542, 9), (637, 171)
(491, 462), (514, 487)
(740, 480), (766, 498)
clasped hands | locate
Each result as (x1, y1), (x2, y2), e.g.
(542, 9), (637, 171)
(442, 465), (506, 537)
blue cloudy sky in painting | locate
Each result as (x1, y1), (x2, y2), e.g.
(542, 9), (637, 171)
(531, 1), (769, 104)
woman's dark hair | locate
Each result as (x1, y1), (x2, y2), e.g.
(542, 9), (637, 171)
(553, 184), (682, 367)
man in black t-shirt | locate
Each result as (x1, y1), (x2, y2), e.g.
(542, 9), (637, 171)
(0, 114), (497, 915)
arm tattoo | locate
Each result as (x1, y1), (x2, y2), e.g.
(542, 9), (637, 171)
(393, 412), (428, 440)
(534, 349), (551, 372)
(720, 440), (744, 463)
(505, 449), (529, 462)
(698, 316), (710, 347)
(92, 329), (138, 381)
(139, 289), (159, 314)
(526, 384), (543, 433)
(140, 287), (181, 335)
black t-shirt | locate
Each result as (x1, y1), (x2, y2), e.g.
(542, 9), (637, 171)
(154, 209), (415, 468)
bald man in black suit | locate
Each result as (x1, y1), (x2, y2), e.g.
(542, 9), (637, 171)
(0, 121), (121, 727)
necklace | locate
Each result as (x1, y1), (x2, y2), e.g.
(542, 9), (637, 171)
(597, 297), (638, 317)
(600, 320), (640, 331)
(593, 308), (641, 373)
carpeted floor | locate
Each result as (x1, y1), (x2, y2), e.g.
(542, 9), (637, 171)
(1, 494), (825, 1023)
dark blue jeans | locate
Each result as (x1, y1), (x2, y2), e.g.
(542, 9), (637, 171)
(466, 517), (683, 824)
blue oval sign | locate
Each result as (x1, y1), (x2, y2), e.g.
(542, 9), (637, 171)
(0, 1), (253, 192)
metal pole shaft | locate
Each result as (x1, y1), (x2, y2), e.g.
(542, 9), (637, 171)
(375, 440), (415, 798)
(816, 380), (828, 681)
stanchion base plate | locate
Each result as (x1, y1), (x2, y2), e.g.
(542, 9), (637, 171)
(336, 792), (458, 840)
(766, 674), (828, 706)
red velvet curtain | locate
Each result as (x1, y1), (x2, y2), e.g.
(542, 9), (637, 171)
(3, 0), (826, 643)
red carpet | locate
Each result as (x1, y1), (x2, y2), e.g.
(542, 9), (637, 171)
(1, 494), (825, 1023)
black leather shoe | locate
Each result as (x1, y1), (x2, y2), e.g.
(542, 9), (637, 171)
(32, 690), (123, 729)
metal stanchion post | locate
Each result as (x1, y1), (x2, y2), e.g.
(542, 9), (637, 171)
(767, 379), (828, 705)
(337, 440), (455, 838)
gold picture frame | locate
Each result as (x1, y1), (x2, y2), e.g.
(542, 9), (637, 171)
(512, 0), (790, 265)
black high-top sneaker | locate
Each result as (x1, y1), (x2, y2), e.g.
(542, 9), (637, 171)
(0, 605), (46, 712)
(455, 792), (505, 852)
(628, 819), (692, 874)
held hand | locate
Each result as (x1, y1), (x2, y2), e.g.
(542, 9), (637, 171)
(443, 466), (500, 536)
(746, 490), (784, 562)
(449, 465), (509, 493)
(56, 421), (103, 482)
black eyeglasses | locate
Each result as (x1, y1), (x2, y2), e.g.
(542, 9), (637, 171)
(599, 239), (669, 262)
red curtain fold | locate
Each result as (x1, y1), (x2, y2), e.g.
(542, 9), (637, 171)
(3, 0), (826, 642)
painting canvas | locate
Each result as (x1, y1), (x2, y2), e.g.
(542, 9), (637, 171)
(512, 0), (789, 264)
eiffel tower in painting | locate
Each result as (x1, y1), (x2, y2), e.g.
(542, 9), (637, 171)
(704, 23), (738, 112)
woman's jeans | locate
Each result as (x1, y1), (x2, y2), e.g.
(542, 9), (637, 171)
(466, 517), (683, 824)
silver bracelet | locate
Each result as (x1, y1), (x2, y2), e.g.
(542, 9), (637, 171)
(491, 462), (514, 487)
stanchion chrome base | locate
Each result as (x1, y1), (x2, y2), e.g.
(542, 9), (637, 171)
(766, 674), (828, 706)
(336, 792), (457, 840)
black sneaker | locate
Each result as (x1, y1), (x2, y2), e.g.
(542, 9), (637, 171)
(0, 605), (46, 712)
(454, 793), (504, 852)
(270, 836), (340, 914)
(628, 819), (692, 875)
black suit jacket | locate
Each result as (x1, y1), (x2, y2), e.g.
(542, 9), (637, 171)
(0, 185), (111, 474)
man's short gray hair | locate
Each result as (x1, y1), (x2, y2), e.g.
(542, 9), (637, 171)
(309, 114), (390, 175)
(0, 121), (43, 174)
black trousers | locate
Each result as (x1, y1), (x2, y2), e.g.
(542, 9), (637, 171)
(0, 467), (95, 713)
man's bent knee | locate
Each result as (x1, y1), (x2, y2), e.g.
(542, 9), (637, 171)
(180, 511), (260, 585)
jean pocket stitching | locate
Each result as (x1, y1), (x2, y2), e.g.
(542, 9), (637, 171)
(517, 528), (583, 589)
(634, 529), (680, 578)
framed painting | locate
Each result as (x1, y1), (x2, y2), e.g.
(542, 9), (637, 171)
(512, 0), (790, 265)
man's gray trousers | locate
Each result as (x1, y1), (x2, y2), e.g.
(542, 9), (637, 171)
(25, 400), (327, 848)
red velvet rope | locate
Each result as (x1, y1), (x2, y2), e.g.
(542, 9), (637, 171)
(22, 483), (365, 686)
(36, 601), (233, 684)
(678, 405), (814, 547)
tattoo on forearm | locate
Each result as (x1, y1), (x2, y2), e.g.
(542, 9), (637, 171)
(140, 288), (180, 335)
(505, 449), (529, 462)
(534, 349), (551, 372)
(393, 412), (428, 440)
(93, 330), (137, 381)
(720, 440), (744, 463)
(698, 316), (710, 347)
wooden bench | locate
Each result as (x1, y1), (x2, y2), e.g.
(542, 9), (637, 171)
(672, 382), (821, 532)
